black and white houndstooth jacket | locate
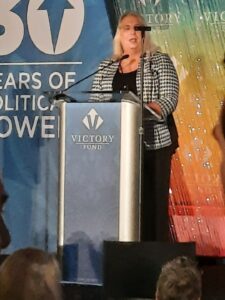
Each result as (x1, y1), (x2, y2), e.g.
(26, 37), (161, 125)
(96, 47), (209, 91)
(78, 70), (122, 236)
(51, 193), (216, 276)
(91, 51), (179, 150)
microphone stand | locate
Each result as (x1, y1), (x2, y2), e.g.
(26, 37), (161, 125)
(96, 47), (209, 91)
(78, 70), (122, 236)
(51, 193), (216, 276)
(138, 31), (146, 241)
(62, 60), (117, 93)
(45, 55), (129, 104)
(63, 54), (129, 94)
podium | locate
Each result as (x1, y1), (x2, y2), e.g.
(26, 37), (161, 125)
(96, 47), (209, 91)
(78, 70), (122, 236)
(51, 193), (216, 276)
(57, 92), (141, 284)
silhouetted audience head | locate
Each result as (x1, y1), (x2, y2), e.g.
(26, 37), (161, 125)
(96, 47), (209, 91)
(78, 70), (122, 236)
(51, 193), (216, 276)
(155, 256), (201, 300)
(0, 179), (10, 250)
(0, 179), (8, 204)
(213, 101), (225, 192)
(0, 247), (62, 300)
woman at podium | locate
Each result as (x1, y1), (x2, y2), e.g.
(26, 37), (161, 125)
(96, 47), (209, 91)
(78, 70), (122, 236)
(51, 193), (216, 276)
(92, 11), (179, 242)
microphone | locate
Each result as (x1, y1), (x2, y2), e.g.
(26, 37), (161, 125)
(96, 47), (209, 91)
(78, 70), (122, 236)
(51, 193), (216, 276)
(134, 26), (151, 32)
(43, 90), (65, 99)
(43, 90), (75, 103)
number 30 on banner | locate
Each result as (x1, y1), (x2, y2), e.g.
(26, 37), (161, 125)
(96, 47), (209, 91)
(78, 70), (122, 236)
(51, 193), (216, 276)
(0, 0), (84, 56)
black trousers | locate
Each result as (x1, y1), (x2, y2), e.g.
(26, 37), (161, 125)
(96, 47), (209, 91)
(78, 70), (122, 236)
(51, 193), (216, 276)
(141, 146), (173, 242)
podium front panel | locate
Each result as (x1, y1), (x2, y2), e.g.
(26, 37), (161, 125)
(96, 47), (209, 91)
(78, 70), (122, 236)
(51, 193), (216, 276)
(58, 99), (140, 285)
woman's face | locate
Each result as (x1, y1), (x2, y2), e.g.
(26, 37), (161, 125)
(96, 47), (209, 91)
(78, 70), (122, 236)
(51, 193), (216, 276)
(119, 15), (142, 53)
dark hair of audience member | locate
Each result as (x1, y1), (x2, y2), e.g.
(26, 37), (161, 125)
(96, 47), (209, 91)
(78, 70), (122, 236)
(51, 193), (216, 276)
(0, 247), (62, 300)
(0, 179), (8, 207)
(0, 180), (10, 249)
(156, 256), (202, 300)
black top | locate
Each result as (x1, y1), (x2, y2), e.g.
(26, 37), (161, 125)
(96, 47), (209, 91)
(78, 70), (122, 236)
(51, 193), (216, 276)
(112, 69), (137, 95)
(112, 67), (178, 152)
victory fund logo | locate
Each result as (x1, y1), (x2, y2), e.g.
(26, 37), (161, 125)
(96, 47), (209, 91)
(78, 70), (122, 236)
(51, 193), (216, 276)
(27, 0), (84, 54)
(82, 109), (103, 130)
(72, 109), (114, 151)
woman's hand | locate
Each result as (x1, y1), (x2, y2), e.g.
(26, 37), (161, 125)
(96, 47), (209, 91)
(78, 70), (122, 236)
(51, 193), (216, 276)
(147, 102), (162, 116)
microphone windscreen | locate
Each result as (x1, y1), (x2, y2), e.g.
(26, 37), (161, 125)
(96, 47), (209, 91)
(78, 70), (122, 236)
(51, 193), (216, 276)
(134, 26), (151, 31)
(120, 54), (129, 61)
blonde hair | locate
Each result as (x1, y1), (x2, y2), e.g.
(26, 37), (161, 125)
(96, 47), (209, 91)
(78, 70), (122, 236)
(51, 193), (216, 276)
(0, 248), (62, 300)
(112, 11), (160, 60)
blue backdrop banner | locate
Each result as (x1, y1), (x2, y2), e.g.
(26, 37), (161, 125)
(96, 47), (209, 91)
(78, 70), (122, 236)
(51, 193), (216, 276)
(0, 0), (112, 253)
